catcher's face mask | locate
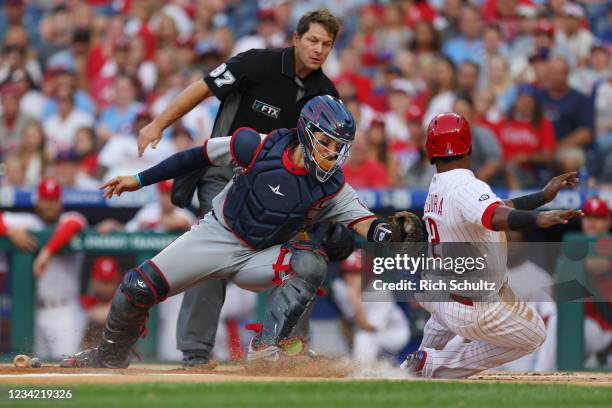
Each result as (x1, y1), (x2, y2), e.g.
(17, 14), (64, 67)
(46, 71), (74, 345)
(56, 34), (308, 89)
(301, 122), (352, 182)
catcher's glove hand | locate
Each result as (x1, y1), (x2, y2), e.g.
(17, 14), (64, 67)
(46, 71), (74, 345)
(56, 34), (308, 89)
(388, 211), (425, 243)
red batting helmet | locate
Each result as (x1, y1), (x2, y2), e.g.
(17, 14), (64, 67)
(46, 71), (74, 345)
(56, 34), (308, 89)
(426, 112), (472, 163)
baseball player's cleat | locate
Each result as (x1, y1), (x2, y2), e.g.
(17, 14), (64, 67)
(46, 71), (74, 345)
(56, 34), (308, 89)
(60, 348), (129, 369)
(400, 350), (427, 375)
(60, 348), (105, 368)
(247, 335), (281, 362)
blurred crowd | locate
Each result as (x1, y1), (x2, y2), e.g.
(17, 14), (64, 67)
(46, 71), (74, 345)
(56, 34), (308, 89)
(0, 0), (611, 193)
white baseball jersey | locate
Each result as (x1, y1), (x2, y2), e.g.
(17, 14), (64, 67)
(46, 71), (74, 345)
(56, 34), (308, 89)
(423, 168), (507, 292)
(414, 168), (547, 379)
(423, 168), (503, 243)
(1, 211), (87, 359)
(1, 211), (87, 303)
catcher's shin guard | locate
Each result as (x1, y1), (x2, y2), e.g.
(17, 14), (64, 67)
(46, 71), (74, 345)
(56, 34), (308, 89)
(97, 260), (170, 368)
(258, 241), (328, 347)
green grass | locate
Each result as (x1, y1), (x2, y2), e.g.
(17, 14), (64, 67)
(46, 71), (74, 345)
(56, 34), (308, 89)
(0, 381), (610, 408)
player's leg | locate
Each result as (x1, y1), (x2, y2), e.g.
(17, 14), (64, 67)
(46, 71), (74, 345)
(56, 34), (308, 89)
(176, 167), (232, 366)
(415, 297), (546, 378)
(212, 283), (257, 362)
(353, 330), (382, 365)
(157, 293), (184, 361)
(61, 214), (237, 368)
(34, 307), (52, 359)
(48, 302), (86, 359)
(377, 306), (411, 355)
(420, 339), (530, 378)
(232, 241), (328, 361)
(419, 314), (456, 350)
(176, 280), (227, 365)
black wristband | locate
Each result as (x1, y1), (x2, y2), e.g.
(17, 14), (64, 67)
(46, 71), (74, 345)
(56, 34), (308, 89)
(511, 191), (547, 210)
(508, 210), (538, 230)
(367, 219), (392, 243)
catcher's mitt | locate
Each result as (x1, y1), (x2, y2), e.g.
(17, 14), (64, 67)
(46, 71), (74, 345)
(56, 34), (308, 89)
(388, 211), (425, 243)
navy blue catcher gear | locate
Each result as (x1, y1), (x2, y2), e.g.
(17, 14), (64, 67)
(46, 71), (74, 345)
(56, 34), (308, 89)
(297, 95), (356, 182)
(223, 128), (344, 250)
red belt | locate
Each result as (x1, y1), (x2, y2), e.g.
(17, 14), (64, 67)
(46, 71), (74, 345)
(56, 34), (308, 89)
(449, 293), (474, 306)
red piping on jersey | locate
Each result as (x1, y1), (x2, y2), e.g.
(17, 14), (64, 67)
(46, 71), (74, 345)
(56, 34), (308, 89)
(147, 259), (171, 293)
(0, 213), (7, 235)
(347, 215), (377, 230)
(282, 144), (308, 175)
(230, 126), (257, 167)
(45, 218), (84, 255)
(202, 140), (210, 164)
(244, 130), (275, 173)
(481, 201), (502, 231)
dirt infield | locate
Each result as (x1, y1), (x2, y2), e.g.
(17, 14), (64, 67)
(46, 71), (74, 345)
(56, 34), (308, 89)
(0, 362), (610, 386)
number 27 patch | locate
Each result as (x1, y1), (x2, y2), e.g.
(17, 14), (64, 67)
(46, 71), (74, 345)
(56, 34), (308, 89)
(210, 63), (236, 87)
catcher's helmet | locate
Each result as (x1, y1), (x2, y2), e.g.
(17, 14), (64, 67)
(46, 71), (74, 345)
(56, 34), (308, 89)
(426, 112), (471, 163)
(297, 95), (355, 182)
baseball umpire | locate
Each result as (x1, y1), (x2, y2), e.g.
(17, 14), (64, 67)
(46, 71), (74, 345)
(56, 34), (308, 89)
(60, 95), (423, 368)
(137, 9), (341, 367)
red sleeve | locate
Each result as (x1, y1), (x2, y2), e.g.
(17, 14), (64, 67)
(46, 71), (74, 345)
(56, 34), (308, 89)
(45, 217), (85, 255)
(481, 201), (502, 231)
(0, 213), (7, 236)
(539, 118), (557, 151)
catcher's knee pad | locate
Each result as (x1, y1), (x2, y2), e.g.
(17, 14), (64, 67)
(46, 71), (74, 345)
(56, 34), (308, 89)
(287, 241), (328, 288)
(121, 260), (170, 308)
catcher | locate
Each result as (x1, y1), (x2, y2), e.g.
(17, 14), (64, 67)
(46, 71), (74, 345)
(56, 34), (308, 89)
(61, 95), (424, 368)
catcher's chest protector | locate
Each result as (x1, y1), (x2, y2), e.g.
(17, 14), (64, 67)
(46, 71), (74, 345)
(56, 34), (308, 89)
(223, 129), (344, 249)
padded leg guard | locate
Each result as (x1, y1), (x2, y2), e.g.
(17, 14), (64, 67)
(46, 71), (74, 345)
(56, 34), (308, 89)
(259, 242), (328, 346)
(97, 260), (170, 368)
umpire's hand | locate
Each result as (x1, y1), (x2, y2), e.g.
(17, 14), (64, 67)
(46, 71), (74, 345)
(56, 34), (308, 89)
(100, 176), (140, 198)
(138, 122), (163, 157)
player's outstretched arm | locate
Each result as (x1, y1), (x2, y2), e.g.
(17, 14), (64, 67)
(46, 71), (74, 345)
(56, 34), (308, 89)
(101, 146), (214, 198)
(503, 172), (579, 210)
(100, 176), (140, 199)
(490, 205), (583, 231)
(138, 80), (212, 157)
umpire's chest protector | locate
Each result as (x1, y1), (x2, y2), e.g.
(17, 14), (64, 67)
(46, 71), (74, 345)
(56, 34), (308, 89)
(223, 128), (344, 249)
